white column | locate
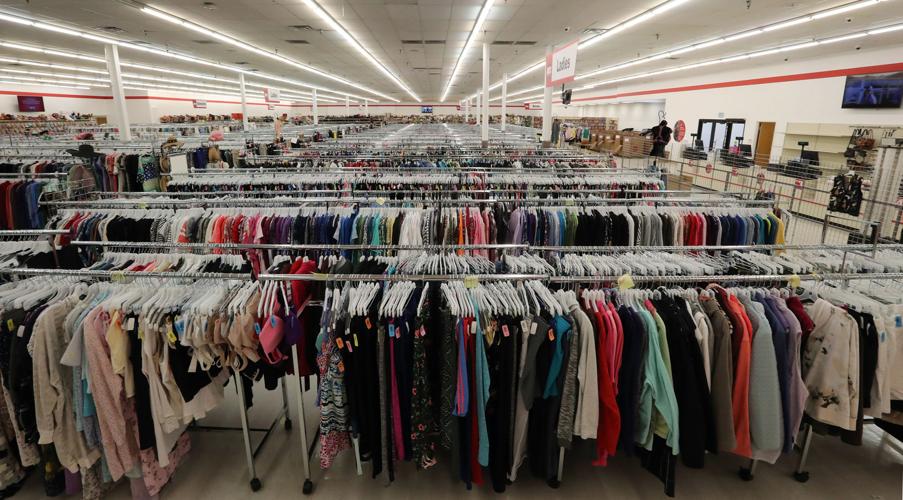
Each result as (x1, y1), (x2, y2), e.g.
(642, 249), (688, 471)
(238, 73), (249, 130)
(364, 100), (368, 115)
(345, 96), (350, 115)
(541, 45), (553, 146)
(312, 89), (319, 125)
(104, 44), (131, 141)
(501, 72), (508, 132)
(481, 43), (490, 146)
(476, 92), (482, 126)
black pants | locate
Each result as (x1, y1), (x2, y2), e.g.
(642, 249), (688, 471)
(651, 142), (667, 157)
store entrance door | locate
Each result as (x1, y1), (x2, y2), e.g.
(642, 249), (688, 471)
(755, 121), (775, 166)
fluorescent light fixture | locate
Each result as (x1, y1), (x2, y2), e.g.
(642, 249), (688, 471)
(0, 67), (108, 83)
(762, 16), (812, 32)
(497, 0), (887, 100)
(868, 23), (903, 35)
(440, 0), (494, 102)
(0, 73), (100, 88)
(0, 79), (91, 90)
(0, 56), (108, 74)
(569, 24), (899, 96)
(0, 15), (379, 102)
(470, 0), (694, 100)
(812, 0), (880, 19)
(301, 0), (420, 101)
(140, 5), (397, 101)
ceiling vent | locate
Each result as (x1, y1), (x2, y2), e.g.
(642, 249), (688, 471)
(412, 67), (442, 71)
(290, 25), (314, 31)
(202, 2), (218, 10)
(492, 40), (514, 45)
(423, 40), (444, 45)
(233, 61), (250, 65)
(96, 26), (125, 34)
(513, 41), (536, 46)
(402, 40), (445, 45)
(285, 39), (309, 44)
(193, 39), (218, 44)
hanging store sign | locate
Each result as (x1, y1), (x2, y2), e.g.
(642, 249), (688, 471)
(264, 88), (281, 102)
(546, 39), (579, 87)
(673, 120), (686, 142)
(192, 99), (207, 109)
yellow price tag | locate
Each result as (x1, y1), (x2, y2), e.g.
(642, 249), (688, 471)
(617, 273), (635, 290)
(111, 271), (125, 283)
(5, 319), (13, 331)
(166, 325), (178, 344)
(375, 197), (386, 206)
(464, 275), (479, 289)
(138, 202), (148, 209)
(788, 274), (801, 288)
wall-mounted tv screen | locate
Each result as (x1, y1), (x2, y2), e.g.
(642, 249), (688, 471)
(17, 95), (45, 112)
(841, 72), (903, 109)
(421, 105), (433, 114)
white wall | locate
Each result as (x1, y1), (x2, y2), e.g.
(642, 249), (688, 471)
(0, 86), (113, 119)
(556, 44), (903, 159)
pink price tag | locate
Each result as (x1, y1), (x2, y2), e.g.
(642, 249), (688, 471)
(502, 325), (510, 337)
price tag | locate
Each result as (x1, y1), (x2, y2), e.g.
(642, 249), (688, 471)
(502, 325), (510, 337)
(470, 322), (477, 335)
(365, 318), (372, 329)
(166, 325), (178, 344)
(547, 328), (555, 341)
(788, 274), (801, 288)
(463, 276), (479, 288)
(336, 337), (345, 350)
(16, 325), (24, 338)
(617, 273), (635, 290)
(530, 322), (537, 335)
(111, 271), (126, 283)
(353, 333), (359, 347)
(389, 324), (396, 338)
(138, 202), (148, 209)
(126, 317), (136, 331)
(6, 319), (13, 332)
(375, 197), (386, 206)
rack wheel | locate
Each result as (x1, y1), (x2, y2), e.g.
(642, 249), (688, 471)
(793, 471), (810, 483)
(250, 478), (262, 492)
(303, 480), (314, 494)
(738, 467), (754, 481)
(284, 419), (293, 430)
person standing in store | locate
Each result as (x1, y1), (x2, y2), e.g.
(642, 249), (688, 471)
(650, 120), (672, 157)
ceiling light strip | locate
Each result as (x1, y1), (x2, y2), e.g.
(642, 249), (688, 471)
(0, 79), (91, 91)
(0, 55), (108, 74)
(439, 0), (494, 102)
(475, 0), (694, 99)
(0, 14), (379, 102)
(498, 0), (887, 100)
(569, 22), (903, 94)
(301, 0), (420, 101)
(138, 4), (397, 101)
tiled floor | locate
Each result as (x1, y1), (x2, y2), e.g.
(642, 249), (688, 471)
(13, 376), (903, 499)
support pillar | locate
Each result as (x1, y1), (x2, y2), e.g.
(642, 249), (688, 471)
(501, 72), (507, 132)
(541, 45), (553, 147)
(312, 89), (318, 125)
(104, 44), (131, 141)
(238, 73), (248, 130)
(481, 42), (490, 147)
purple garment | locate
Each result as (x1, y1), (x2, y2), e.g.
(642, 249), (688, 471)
(508, 208), (523, 245)
(772, 298), (808, 444)
(65, 470), (81, 496)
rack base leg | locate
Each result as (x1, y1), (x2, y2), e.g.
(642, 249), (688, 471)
(794, 423), (813, 483)
(234, 373), (261, 492)
(738, 459), (757, 481)
(352, 435), (363, 476)
(281, 376), (292, 430)
(291, 348), (314, 494)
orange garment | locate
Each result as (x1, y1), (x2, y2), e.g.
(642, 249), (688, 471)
(726, 294), (753, 458)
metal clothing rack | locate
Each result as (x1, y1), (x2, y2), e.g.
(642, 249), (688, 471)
(0, 266), (293, 493)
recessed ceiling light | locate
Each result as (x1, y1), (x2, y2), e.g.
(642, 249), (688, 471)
(202, 2), (218, 10)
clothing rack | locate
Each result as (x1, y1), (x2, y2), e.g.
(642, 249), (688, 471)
(43, 196), (775, 208)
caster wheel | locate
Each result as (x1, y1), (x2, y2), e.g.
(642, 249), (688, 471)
(285, 419), (293, 430)
(250, 478), (262, 491)
(793, 471), (810, 483)
(303, 480), (314, 494)
(738, 468), (753, 481)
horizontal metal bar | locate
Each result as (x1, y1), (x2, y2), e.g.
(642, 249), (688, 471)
(0, 268), (249, 280)
(547, 272), (903, 283)
(69, 241), (527, 251)
(0, 229), (67, 236)
(258, 273), (548, 282)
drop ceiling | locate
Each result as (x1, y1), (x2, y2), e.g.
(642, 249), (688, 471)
(0, 0), (900, 102)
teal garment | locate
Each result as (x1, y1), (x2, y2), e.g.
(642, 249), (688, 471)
(543, 315), (571, 398)
(470, 297), (491, 467)
(371, 214), (382, 246)
(634, 306), (680, 454)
